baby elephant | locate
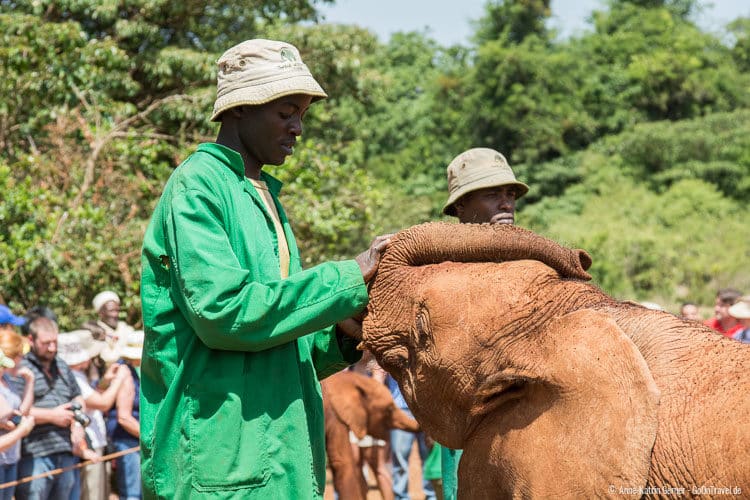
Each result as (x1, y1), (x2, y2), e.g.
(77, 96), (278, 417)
(322, 370), (419, 499)
(362, 222), (750, 498)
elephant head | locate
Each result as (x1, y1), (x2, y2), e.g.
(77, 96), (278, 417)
(323, 369), (419, 441)
(362, 222), (666, 497)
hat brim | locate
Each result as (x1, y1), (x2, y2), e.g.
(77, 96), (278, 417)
(729, 302), (750, 319)
(59, 352), (91, 367)
(443, 179), (529, 216)
(120, 346), (142, 360)
(211, 75), (327, 122)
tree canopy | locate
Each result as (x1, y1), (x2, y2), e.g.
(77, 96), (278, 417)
(2, 0), (749, 327)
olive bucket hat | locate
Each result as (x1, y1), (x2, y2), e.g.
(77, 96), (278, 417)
(210, 39), (328, 122)
(442, 148), (529, 216)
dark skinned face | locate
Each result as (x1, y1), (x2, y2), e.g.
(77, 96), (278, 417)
(455, 185), (518, 224)
(99, 300), (120, 328)
(227, 94), (313, 178)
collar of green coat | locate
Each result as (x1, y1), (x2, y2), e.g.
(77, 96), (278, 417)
(196, 143), (283, 195)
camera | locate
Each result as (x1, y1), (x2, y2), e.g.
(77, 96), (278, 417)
(70, 402), (91, 427)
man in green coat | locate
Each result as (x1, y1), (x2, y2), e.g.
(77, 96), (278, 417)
(140, 39), (389, 499)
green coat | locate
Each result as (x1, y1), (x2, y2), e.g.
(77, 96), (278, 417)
(140, 143), (367, 499)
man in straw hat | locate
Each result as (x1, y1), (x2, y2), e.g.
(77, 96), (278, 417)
(433, 147), (529, 500)
(140, 38), (391, 498)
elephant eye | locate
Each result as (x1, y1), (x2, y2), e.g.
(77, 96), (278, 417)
(382, 346), (408, 372)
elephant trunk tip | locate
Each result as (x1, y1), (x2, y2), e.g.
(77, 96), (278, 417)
(577, 249), (593, 279)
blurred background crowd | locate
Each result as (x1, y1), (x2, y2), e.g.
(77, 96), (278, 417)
(0, 291), (141, 500)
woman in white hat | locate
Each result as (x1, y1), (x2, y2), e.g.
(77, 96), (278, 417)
(57, 331), (130, 500)
(140, 38), (391, 499)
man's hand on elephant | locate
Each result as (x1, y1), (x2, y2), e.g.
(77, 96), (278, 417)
(337, 317), (363, 340)
(355, 234), (393, 284)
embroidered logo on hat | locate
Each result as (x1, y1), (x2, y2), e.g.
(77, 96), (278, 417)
(280, 47), (297, 63)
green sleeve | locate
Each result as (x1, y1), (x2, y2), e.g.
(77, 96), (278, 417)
(165, 186), (369, 352)
(308, 326), (363, 380)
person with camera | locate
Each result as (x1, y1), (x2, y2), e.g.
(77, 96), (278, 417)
(9, 316), (86, 500)
(57, 330), (130, 500)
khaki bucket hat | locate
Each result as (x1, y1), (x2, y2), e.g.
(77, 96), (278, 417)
(442, 148), (529, 216)
(211, 39), (328, 122)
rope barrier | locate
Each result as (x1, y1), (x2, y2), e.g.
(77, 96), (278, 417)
(0, 446), (139, 490)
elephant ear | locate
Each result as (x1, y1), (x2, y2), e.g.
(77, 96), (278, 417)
(484, 309), (660, 496)
(327, 373), (369, 440)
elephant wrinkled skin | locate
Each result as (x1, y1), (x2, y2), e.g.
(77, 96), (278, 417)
(361, 222), (750, 499)
(322, 370), (419, 499)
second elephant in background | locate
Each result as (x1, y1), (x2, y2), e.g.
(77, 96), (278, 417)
(322, 369), (420, 500)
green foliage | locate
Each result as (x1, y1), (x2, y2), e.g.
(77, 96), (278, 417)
(534, 173), (749, 308)
(523, 110), (750, 308)
(271, 139), (381, 265)
(474, 0), (551, 45)
(468, 36), (597, 164)
(728, 17), (750, 72)
(1, 0), (750, 325)
(468, 1), (749, 166)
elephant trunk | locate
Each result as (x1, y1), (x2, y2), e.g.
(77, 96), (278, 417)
(391, 407), (420, 433)
(378, 222), (592, 280)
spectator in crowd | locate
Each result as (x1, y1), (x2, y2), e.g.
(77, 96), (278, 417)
(11, 316), (85, 500)
(680, 302), (702, 321)
(57, 330), (130, 500)
(729, 296), (750, 344)
(84, 291), (139, 366)
(0, 305), (25, 335)
(438, 147), (530, 500)
(106, 331), (142, 500)
(19, 306), (59, 356)
(139, 38), (389, 498)
(0, 337), (35, 500)
(20, 306), (58, 337)
(704, 288), (743, 337)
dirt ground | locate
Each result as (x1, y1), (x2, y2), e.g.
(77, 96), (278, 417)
(325, 441), (428, 499)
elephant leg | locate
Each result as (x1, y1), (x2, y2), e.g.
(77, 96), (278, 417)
(362, 444), (393, 500)
(326, 414), (368, 500)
